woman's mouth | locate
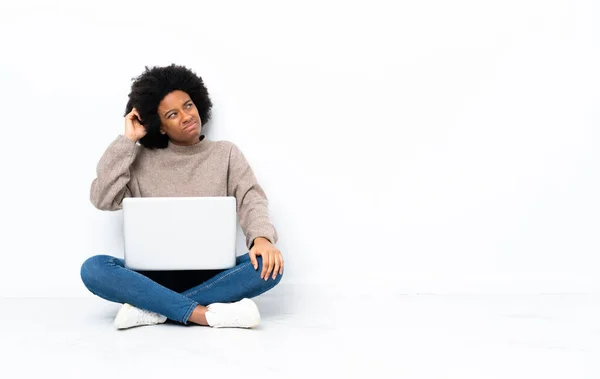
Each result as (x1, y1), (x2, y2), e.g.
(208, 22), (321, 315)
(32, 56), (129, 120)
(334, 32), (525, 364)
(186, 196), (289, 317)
(183, 121), (197, 131)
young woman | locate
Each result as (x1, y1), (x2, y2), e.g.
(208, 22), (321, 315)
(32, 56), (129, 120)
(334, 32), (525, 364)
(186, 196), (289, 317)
(80, 64), (283, 330)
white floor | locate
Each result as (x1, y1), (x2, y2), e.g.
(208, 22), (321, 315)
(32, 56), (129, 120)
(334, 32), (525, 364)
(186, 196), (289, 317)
(1, 287), (599, 378)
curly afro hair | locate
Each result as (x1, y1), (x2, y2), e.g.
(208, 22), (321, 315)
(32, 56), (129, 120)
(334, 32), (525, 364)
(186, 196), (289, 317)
(124, 64), (213, 149)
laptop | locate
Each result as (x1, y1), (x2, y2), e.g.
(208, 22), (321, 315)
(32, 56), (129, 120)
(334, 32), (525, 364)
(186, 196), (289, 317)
(122, 196), (237, 271)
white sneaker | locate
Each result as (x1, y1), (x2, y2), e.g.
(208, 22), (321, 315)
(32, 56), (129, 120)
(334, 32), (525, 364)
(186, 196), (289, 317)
(114, 303), (167, 330)
(205, 298), (261, 328)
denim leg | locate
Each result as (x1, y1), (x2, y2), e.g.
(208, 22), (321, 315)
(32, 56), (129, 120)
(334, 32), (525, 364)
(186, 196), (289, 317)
(80, 255), (198, 324)
(181, 253), (283, 305)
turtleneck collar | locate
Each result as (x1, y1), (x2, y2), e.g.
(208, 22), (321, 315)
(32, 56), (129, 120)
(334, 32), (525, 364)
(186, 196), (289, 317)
(166, 135), (207, 154)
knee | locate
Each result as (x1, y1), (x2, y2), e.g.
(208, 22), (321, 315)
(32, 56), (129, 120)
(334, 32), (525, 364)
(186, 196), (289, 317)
(254, 256), (284, 287)
(80, 254), (114, 291)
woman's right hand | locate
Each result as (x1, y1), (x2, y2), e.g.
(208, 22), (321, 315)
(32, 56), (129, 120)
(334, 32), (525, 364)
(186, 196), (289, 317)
(124, 108), (147, 142)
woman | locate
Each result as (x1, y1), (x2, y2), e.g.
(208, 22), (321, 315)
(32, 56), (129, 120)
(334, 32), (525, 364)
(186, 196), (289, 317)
(80, 64), (284, 330)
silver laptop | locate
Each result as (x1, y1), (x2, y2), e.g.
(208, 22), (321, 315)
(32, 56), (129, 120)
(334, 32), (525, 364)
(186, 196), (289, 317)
(122, 196), (237, 270)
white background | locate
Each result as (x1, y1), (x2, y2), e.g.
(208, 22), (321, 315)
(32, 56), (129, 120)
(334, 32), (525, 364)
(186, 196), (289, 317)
(0, 0), (598, 297)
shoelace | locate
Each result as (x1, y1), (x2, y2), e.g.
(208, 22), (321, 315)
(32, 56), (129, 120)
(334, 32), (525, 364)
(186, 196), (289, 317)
(208, 306), (242, 327)
(220, 316), (243, 327)
(135, 309), (162, 325)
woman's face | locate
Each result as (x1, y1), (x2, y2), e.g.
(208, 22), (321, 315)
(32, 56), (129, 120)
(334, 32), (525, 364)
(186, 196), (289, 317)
(157, 90), (202, 146)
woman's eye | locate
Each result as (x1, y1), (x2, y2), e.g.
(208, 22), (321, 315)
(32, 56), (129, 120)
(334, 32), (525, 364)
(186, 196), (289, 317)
(186, 103), (193, 108)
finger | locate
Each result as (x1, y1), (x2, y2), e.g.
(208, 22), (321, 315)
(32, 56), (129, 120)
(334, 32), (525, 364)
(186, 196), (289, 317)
(261, 253), (270, 279)
(249, 250), (258, 270)
(264, 254), (274, 281)
(126, 108), (137, 119)
(272, 257), (280, 280)
(260, 254), (270, 279)
(279, 254), (284, 275)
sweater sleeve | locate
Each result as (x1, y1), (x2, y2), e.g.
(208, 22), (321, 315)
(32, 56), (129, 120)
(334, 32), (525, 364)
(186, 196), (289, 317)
(90, 135), (140, 211)
(226, 143), (279, 250)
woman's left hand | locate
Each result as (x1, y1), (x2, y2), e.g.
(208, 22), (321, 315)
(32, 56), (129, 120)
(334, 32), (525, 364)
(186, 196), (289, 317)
(249, 237), (284, 280)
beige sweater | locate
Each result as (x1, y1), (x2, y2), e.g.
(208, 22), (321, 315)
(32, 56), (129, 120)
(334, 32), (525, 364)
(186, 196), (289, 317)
(90, 134), (278, 250)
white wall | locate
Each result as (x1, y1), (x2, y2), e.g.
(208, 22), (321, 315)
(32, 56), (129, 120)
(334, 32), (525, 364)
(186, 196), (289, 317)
(0, 0), (598, 297)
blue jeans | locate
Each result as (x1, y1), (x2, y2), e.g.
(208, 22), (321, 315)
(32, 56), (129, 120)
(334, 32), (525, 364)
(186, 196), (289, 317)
(80, 253), (282, 324)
